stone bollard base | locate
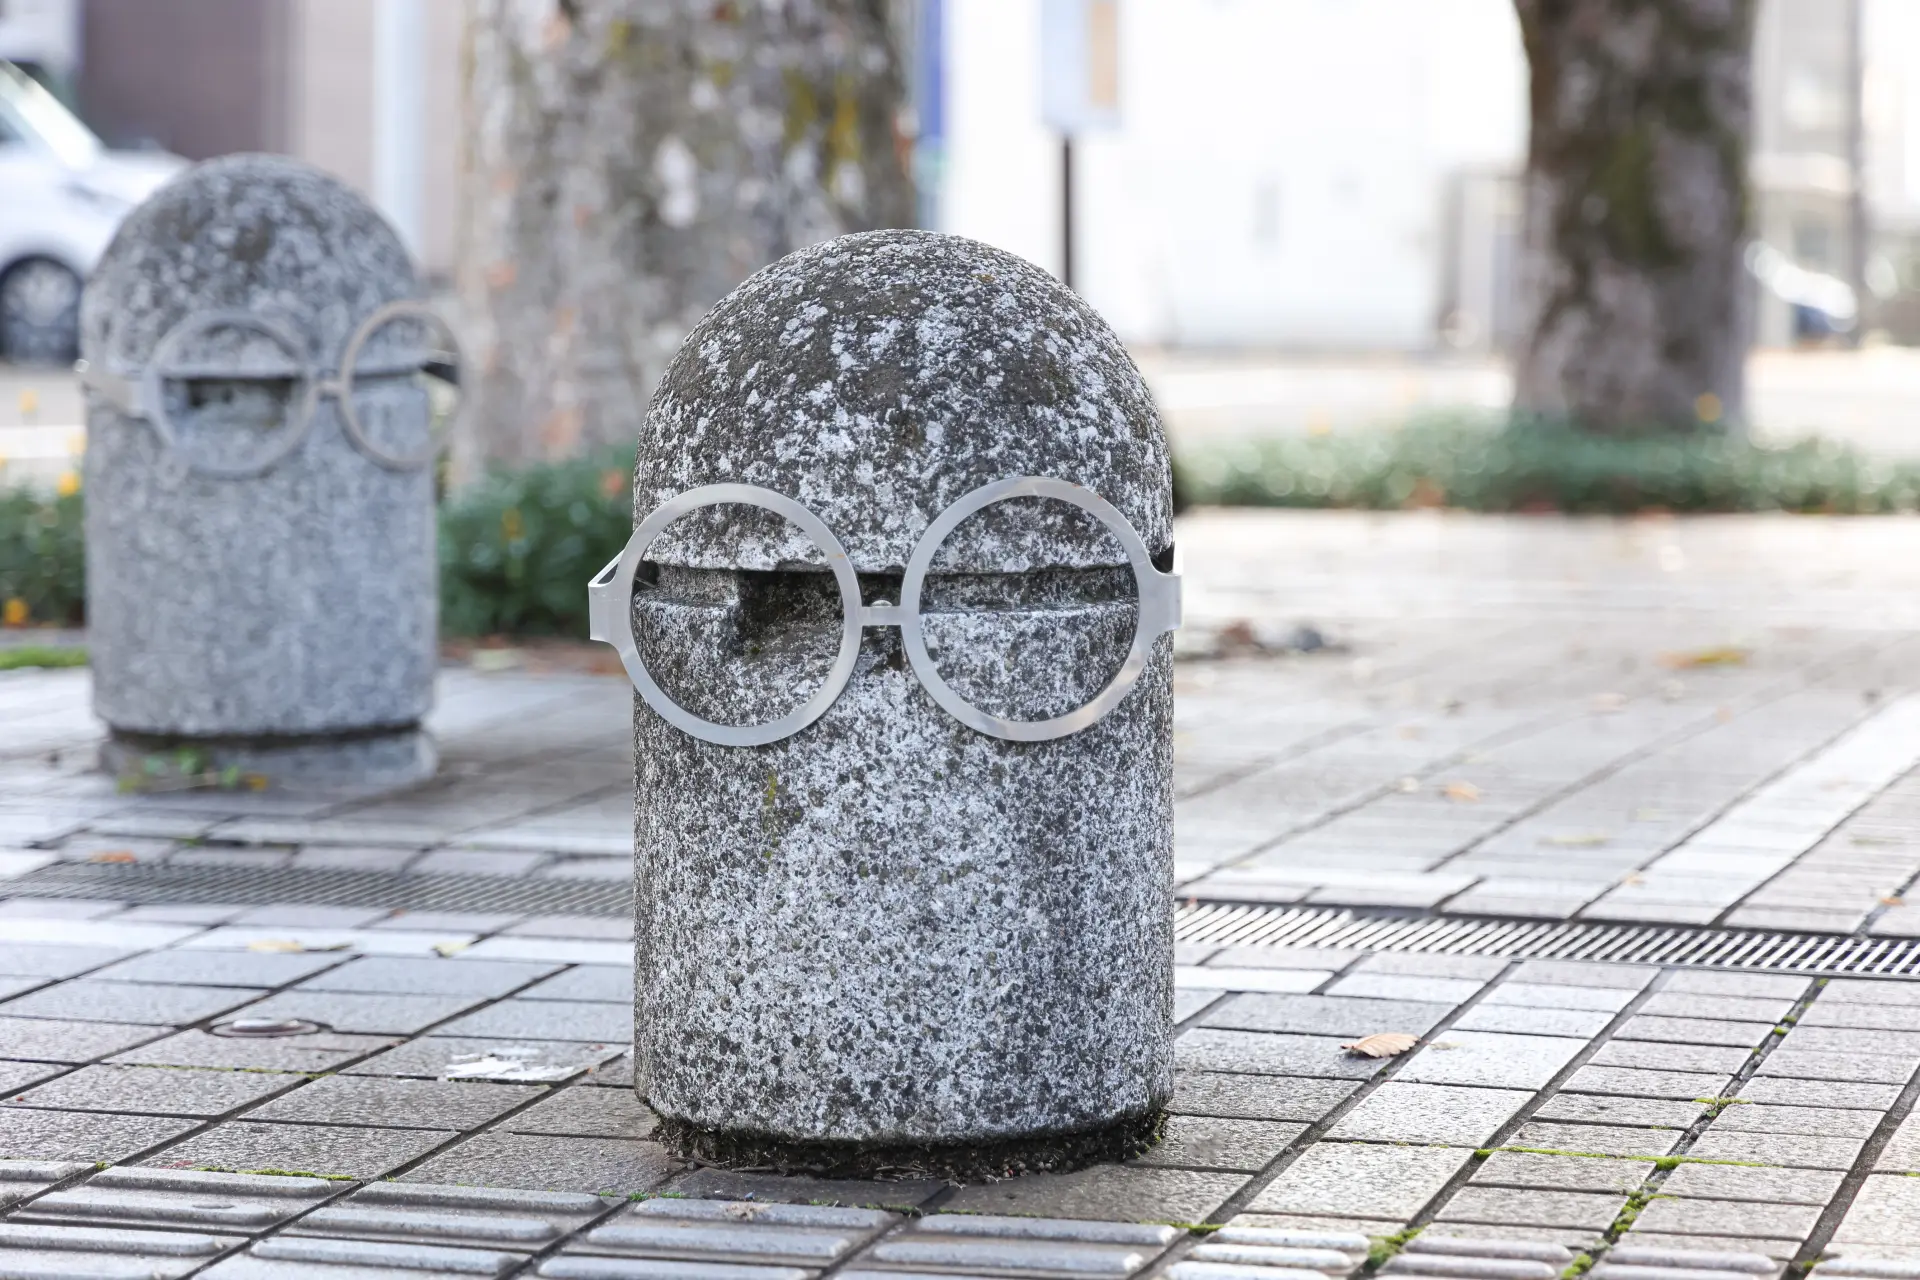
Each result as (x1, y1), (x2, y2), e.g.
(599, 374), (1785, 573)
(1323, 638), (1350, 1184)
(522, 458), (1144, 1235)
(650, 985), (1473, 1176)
(653, 1108), (1166, 1182)
(101, 725), (437, 795)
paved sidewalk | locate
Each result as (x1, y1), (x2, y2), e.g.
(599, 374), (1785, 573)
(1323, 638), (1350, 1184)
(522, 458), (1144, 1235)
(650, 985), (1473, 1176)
(2, 511), (1920, 1275)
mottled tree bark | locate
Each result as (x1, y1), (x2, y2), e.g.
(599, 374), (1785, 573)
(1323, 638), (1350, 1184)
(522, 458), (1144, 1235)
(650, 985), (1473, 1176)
(1512, 0), (1756, 433)
(456, 0), (914, 475)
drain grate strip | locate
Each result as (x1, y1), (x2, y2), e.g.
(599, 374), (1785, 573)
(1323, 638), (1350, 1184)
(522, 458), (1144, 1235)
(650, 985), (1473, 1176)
(1173, 902), (1920, 978)
(0, 861), (629, 917)
(8, 867), (1918, 977)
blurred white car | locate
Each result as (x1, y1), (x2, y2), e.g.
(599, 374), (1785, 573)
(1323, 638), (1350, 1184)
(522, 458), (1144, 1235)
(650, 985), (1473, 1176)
(0, 61), (184, 364)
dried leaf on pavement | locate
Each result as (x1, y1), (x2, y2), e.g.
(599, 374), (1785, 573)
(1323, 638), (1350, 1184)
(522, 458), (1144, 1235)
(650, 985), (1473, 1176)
(87, 851), (136, 863)
(1443, 781), (1481, 803)
(1543, 832), (1610, 847)
(1659, 645), (1749, 669)
(1341, 1032), (1419, 1059)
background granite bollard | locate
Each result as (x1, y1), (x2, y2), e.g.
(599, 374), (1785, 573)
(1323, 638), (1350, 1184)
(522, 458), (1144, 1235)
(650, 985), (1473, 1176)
(626, 229), (1175, 1178)
(80, 154), (438, 790)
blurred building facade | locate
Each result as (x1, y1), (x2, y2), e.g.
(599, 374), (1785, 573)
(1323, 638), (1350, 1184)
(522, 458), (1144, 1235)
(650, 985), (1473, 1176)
(5, 0), (462, 279)
(8, 0), (1917, 349)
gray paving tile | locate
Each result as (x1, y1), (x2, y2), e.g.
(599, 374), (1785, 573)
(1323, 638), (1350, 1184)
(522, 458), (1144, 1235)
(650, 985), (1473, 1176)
(1327, 1083), (1531, 1145)
(1611, 1231), (1802, 1261)
(1399, 1032), (1589, 1090)
(432, 999), (632, 1043)
(1357, 954), (1508, 980)
(227, 990), (487, 1035)
(1800, 1001), (1920, 1032)
(1175, 1030), (1385, 1080)
(1830, 1173), (1920, 1247)
(665, 1167), (943, 1208)
(1562, 1065), (1734, 1100)
(0, 1016), (163, 1063)
(1712, 1102), (1882, 1138)
(0, 1221), (242, 1278)
(1684, 1130), (1865, 1170)
(1175, 990), (1223, 1022)
(369, 911), (523, 933)
(0, 981), (267, 1026)
(290, 1180), (608, 1252)
(1613, 1015), (1779, 1048)
(504, 916), (632, 941)
(1736, 1076), (1902, 1109)
(1630, 1197), (1822, 1239)
(229, 905), (394, 929)
(1483, 982), (1636, 1013)
(399, 1132), (680, 1196)
(0, 1108), (197, 1161)
(1168, 1072), (1359, 1121)
(502, 1086), (657, 1140)
(1638, 992), (1798, 1024)
(5, 1064), (294, 1118)
(16, 1166), (339, 1232)
(1530, 1094), (1708, 1129)
(144, 1120), (453, 1179)
(1874, 1112), (1920, 1172)
(1323, 973), (1486, 1004)
(0, 1157), (91, 1209)
(1201, 993), (1453, 1038)
(1212, 946), (1363, 971)
(1507, 1120), (1682, 1158)
(941, 1164), (1247, 1224)
(1454, 1004), (1615, 1037)
(1755, 1049), (1917, 1085)
(1781, 1025), (1920, 1057)
(1129, 1116), (1305, 1172)
(1473, 1151), (1655, 1193)
(520, 966), (633, 1004)
(250, 1075), (543, 1131)
(1244, 1142), (1470, 1219)
(1508, 962), (1656, 990)
(343, 1036), (626, 1082)
(863, 1211), (1172, 1274)
(1660, 973), (1812, 1000)
(297, 956), (559, 998)
(89, 950), (349, 988)
(1436, 1186), (1627, 1230)
(1589, 1041), (1753, 1074)
(109, 1029), (397, 1073)
(1822, 979), (1920, 1007)
(1659, 1161), (1844, 1204)
(207, 1235), (526, 1276)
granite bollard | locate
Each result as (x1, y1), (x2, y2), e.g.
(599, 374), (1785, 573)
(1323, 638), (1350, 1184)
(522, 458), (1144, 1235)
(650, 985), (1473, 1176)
(588, 229), (1178, 1177)
(79, 154), (453, 789)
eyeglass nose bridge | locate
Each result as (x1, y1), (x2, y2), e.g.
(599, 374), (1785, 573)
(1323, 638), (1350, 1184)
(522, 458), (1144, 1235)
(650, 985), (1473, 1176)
(590, 477), (1181, 747)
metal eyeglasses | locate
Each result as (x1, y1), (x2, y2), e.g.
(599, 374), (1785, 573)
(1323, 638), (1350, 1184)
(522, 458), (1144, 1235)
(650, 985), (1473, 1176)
(588, 476), (1181, 747)
(77, 301), (462, 479)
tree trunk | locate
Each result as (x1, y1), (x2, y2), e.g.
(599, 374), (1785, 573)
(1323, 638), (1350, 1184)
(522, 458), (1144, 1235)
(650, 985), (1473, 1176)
(456, 0), (915, 476)
(1512, 0), (1756, 433)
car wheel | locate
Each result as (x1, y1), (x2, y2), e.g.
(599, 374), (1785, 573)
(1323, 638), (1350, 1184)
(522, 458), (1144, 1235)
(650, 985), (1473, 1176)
(0, 258), (83, 366)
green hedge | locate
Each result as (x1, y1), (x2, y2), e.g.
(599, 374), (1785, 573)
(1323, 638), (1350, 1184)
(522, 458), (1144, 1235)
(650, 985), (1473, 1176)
(1175, 416), (1920, 514)
(438, 450), (634, 637)
(0, 485), (84, 627)
(8, 421), (1920, 642)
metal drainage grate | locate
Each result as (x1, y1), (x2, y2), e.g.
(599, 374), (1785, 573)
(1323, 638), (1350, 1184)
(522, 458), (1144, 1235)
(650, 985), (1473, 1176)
(1, 861), (629, 916)
(1175, 902), (1920, 979)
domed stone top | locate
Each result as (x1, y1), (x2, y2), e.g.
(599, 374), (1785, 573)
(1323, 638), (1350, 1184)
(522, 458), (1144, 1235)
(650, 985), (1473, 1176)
(637, 229), (1171, 573)
(81, 154), (415, 375)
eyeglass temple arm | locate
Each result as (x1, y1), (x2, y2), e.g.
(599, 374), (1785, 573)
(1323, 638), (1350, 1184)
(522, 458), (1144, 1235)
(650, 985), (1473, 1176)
(76, 361), (147, 420)
(587, 554), (625, 645)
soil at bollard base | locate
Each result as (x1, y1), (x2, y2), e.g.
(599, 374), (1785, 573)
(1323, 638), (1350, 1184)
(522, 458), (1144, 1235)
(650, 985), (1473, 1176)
(655, 1107), (1167, 1182)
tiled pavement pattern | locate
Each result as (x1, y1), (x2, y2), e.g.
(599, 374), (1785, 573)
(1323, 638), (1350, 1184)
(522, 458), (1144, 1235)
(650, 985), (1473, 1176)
(6, 512), (1920, 1271)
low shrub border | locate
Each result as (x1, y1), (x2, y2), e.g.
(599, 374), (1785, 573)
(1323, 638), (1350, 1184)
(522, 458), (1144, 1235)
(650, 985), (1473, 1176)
(9, 421), (1920, 639)
(1174, 415), (1920, 515)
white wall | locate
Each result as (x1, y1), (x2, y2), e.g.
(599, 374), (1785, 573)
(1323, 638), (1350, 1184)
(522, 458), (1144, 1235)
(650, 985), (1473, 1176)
(0, 0), (80, 76)
(940, 0), (1527, 350)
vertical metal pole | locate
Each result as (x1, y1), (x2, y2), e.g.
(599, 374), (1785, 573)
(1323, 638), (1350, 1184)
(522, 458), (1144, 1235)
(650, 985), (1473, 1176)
(1845, 0), (1870, 345)
(1061, 134), (1076, 290)
(374, 0), (425, 262)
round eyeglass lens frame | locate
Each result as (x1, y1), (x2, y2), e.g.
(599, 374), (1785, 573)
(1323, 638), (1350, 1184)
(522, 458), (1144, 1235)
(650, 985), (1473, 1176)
(587, 476), (1182, 746)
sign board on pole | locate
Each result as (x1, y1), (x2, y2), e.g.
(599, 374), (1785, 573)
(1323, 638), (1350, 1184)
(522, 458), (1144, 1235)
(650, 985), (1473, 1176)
(1040, 0), (1120, 134)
